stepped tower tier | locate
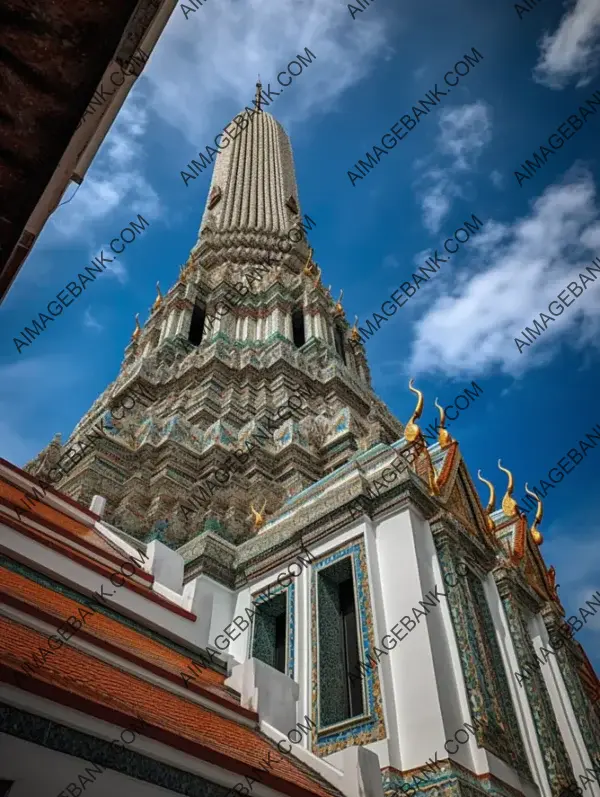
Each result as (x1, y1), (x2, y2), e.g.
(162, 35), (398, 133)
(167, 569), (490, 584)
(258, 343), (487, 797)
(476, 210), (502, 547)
(25, 85), (403, 548)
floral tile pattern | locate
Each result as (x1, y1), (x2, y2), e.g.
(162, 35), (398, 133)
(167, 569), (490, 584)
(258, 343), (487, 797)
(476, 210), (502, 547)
(310, 536), (386, 756)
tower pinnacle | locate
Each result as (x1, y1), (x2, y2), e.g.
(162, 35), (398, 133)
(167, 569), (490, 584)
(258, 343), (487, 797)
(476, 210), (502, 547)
(255, 77), (262, 113)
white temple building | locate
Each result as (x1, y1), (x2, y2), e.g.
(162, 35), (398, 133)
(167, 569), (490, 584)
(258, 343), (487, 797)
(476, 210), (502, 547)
(1, 83), (599, 797)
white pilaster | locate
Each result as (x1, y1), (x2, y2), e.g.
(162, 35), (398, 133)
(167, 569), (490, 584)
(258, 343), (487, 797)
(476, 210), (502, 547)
(177, 308), (191, 337)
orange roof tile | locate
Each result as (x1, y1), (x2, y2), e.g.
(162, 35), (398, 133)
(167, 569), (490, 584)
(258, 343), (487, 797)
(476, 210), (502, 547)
(0, 475), (126, 562)
(0, 563), (231, 700)
(0, 616), (338, 797)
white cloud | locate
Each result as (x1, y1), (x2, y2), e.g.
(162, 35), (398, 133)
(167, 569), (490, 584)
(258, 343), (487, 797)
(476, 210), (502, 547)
(49, 97), (160, 242)
(544, 507), (600, 636)
(408, 168), (600, 378)
(382, 254), (400, 269)
(490, 169), (504, 190)
(437, 102), (493, 171)
(534, 0), (600, 89)
(143, 0), (392, 147)
(83, 308), (104, 332)
(416, 101), (492, 233)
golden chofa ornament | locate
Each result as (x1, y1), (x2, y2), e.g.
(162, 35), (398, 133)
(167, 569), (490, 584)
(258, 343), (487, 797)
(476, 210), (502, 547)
(334, 289), (344, 315)
(131, 313), (141, 343)
(350, 315), (361, 343)
(405, 378), (424, 443)
(497, 459), (518, 517)
(525, 483), (543, 545)
(312, 265), (322, 290)
(477, 469), (496, 533)
(179, 260), (194, 283)
(434, 397), (453, 449)
(249, 499), (267, 531)
(303, 248), (316, 277)
(152, 282), (163, 312)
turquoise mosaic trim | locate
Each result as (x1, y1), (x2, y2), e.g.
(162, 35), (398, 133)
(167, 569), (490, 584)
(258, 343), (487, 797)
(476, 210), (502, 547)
(310, 537), (386, 756)
(206, 331), (290, 348)
(250, 580), (295, 679)
(501, 595), (574, 795)
(0, 703), (231, 797)
(382, 760), (526, 797)
(435, 546), (531, 780)
(554, 644), (600, 772)
(0, 554), (226, 673)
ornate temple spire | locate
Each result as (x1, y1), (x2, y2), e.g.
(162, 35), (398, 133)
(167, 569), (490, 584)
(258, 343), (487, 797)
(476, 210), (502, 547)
(198, 92), (304, 241)
(25, 85), (404, 546)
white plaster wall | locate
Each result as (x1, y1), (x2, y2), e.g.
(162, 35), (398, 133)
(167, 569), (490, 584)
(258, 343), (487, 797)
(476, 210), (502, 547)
(373, 506), (446, 770)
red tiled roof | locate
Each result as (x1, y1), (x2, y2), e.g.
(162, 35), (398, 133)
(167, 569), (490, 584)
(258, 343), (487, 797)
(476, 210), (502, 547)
(0, 615), (337, 797)
(0, 564), (231, 698)
(0, 473), (200, 620)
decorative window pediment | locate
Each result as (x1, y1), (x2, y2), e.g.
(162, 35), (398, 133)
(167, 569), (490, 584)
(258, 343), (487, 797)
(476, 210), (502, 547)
(208, 185), (222, 209)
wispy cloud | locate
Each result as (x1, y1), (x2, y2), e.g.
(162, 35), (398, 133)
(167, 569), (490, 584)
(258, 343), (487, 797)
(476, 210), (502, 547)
(49, 98), (161, 243)
(409, 167), (600, 378)
(490, 169), (504, 190)
(143, 0), (393, 146)
(415, 101), (493, 233)
(83, 308), (104, 332)
(533, 0), (600, 89)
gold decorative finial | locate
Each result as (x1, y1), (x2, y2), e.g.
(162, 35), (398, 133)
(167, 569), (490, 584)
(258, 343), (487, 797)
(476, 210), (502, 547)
(325, 284), (332, 300)
(249, 499), (267, 530)
(255, 77), (262, 113)
(434, 397), (453, 449)
(152, 281), (163, 312)
(313, 265), (322, 290)
(180, 260), (194, 283)
(351, 315), (360, 343)
(547, 566), (559, 599)
(525, 483), (543, 545)
(498, 459), (518, 517)
(303, 248), (315, 277)
(131, 313), (141, 342)
(405, 378), (424, 443)
(477, 469), (496, 532)
(334, 289), (344, 314)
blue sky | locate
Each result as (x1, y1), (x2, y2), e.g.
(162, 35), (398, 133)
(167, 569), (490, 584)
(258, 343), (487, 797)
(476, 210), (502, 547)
(1, 0), (600, 668)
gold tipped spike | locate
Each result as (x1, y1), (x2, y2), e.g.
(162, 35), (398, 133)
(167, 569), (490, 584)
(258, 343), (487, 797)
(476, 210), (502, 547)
(434, 397), (453, 449)
(152, 281), (163, 312)
(477, 469), (496, 532)
(303, 248), (315, 277)
(334, 289), (344, 314)
(405, 378), (424, 443)
(250, 499), (268, 530)
(426, 451), (440, 496)
(179, 260), (194, 283)
(525, 483), (543, 545)
(132, 313), (141, 342)
(351, 315), (361, 343)
(498, 459), (518, 517)
(312, 265), (322, 290)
